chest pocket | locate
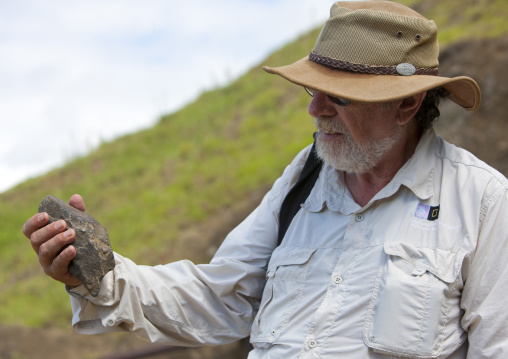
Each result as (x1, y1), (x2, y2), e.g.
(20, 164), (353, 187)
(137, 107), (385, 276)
(250, 246), (316, 347)
(363, 243), (468, 358)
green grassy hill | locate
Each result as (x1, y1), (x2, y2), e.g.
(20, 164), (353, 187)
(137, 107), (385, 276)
(0, 27), (319, 328)
(1, 0), (507, 330)
(402, 0), (508, 45)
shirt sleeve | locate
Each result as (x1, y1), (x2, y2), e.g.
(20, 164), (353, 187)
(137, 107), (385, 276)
(67, 144), (313, 346)
(461, 185), (508, 358)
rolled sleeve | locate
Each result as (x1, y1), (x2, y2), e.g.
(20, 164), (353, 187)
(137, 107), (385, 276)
(65, 144), (313, 346)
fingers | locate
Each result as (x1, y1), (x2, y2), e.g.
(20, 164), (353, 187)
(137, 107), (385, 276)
(22, 212), (49, 239)
(53, 245), (76, 271)
(38, 228), (76, 267)
(69, 194), (86, 212)
(24, 193), (85, 248)
(29, 219), (67, 254)
(36, 227), (82, 287)
(22, 194), (87, 288)
(51, 245), (82, 287)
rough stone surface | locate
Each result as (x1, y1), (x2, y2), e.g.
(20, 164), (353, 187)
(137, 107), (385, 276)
(38, 195), (115, 296)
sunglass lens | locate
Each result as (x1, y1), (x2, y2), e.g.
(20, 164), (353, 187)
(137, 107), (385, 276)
(329, 96), (351, 106)
(304, 87), (350, 106)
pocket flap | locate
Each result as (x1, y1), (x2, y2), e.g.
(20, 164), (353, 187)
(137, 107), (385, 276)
(383, 243), (467, 283)
(268, 246), (316, 270)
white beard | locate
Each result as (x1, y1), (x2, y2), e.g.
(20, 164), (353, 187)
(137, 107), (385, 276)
(314, 117), (402, 174)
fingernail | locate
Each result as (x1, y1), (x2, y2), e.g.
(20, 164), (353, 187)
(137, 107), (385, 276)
(55, 221), (65, 230)
(65, 247), (73, 254)
(64, 229), (73, 238)
(38, 213), (46, 222)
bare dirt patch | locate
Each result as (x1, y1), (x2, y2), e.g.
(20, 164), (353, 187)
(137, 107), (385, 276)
(0, 324), (249, 359)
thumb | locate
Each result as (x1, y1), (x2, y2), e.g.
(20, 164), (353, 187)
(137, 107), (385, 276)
(69, 194), (86, 212)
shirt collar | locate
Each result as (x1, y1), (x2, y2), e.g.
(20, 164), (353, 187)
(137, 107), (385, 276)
(303, 129), (438, 214)
(391, 128), (437, 200)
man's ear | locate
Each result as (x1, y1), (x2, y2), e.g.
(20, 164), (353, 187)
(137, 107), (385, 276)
(397, 91), (427, 125)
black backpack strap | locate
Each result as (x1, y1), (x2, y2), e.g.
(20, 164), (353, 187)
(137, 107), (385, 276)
(277, 133), (322, 246)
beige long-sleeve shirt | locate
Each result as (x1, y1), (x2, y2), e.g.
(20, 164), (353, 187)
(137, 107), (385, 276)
(69, 129), (508, 358)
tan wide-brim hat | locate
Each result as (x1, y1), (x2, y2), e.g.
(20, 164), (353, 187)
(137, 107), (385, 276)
(263, 1), (481, 111)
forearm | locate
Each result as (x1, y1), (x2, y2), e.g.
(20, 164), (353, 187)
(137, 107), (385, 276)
(66, 147), (309, 345)
(68, 252), (265, 345)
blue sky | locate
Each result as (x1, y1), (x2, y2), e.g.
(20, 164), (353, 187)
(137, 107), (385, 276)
(0, 0), (336, 193)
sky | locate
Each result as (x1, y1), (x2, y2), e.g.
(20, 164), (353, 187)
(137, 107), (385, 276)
(0, 0), (337, 193)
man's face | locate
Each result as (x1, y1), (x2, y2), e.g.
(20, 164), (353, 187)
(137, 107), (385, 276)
(308, 91), (403, 174)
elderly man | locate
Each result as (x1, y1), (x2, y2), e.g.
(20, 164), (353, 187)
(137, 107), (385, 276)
(23, 1), (508, 358)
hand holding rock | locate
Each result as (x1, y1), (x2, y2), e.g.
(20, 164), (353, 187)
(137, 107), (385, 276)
(37, 195), (115, 296)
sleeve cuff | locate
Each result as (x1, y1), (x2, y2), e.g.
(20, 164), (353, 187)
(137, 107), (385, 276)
(66, 283), (90, 297)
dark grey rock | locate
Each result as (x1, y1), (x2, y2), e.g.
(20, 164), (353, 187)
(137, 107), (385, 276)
(38, 195), (115, 296)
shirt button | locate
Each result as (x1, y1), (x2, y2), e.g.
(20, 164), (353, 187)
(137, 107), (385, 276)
(355, 214), (365, 222)
(107, 319), (114, 326)
(333, 275), (343, 284)
(308, 339), (317, 348)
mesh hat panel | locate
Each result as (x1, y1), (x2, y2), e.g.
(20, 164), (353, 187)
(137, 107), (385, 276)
(313, 7), (439, 69)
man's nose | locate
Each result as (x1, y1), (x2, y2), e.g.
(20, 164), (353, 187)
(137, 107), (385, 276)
(308, 91), (337, 119)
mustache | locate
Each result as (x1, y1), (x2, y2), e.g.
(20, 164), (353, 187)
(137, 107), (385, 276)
(313, 117), (349, 135)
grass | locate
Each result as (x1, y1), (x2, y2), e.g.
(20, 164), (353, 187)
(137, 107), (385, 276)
(0, 28), (318, 328)
(398, 0), (508, 46)
(1, 0), (507, 328)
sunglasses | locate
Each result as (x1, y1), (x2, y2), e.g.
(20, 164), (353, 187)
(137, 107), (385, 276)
(304, 87), (351, 107)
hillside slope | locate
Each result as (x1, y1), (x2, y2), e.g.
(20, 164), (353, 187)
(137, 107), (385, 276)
(0, 1), (507, 358)
(436, 35), (508, 173)
(0, 28), (319, 328)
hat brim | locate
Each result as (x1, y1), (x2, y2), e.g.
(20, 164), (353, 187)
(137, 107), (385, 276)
(263, 57), (481, 111)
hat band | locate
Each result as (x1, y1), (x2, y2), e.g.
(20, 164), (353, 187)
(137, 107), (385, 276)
(309, 51), (439, 76)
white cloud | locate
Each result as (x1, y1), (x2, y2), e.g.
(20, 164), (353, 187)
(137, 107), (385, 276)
(0, 0), (335, 193)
